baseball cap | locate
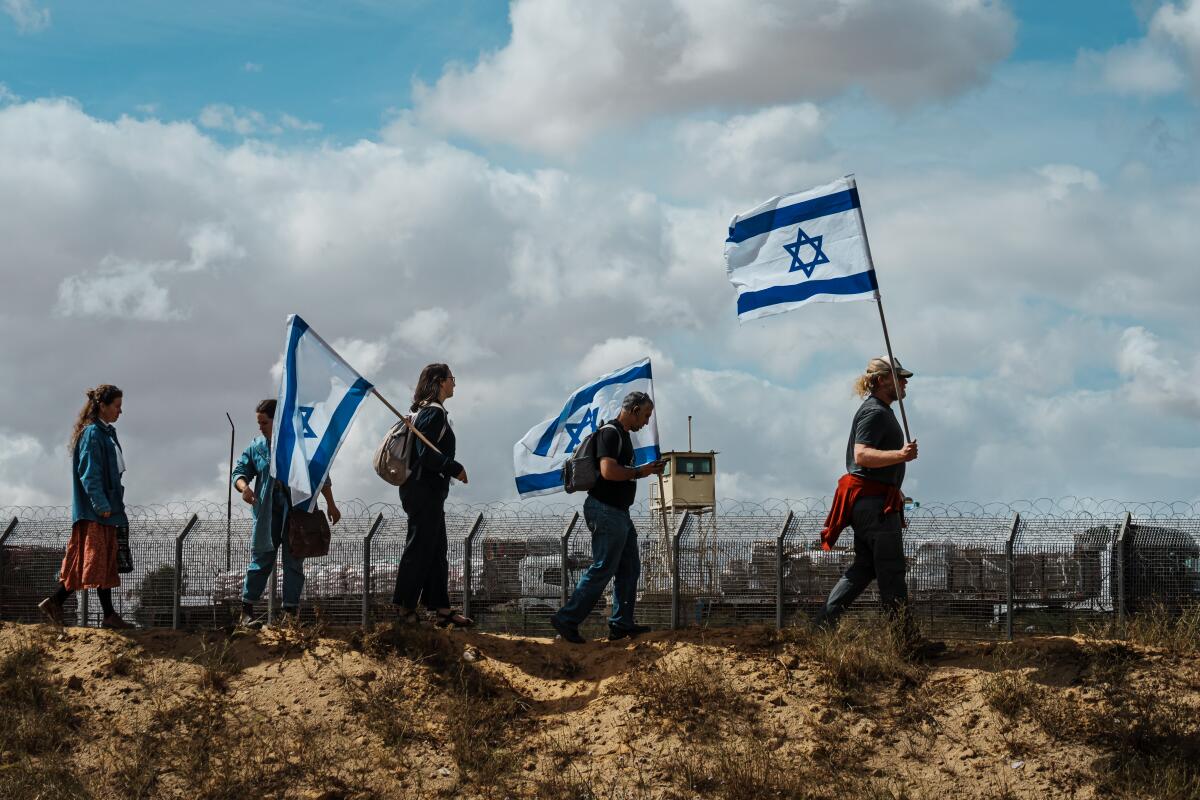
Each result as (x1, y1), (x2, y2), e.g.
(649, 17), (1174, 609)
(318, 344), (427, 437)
(866, 356), (913, 378)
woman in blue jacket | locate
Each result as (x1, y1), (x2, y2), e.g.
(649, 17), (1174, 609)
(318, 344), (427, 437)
(39, 384), (133, 628)
(391, 363), (472, 627)
(234, 398), (340, 627)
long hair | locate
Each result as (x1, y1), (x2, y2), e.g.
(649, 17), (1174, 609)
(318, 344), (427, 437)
(69, 384), (122, 454)
(411, 363), (451, 412)
(853, 372), (880, 398)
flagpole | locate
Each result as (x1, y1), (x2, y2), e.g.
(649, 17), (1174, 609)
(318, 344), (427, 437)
(371, 388), (446, 455)
(846, 175), (912, 442)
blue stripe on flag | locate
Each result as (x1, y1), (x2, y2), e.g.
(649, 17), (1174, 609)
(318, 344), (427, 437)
(726, 188), (860, 244)
(736, 271), (878, 316)
(515, 445), (661, 495)
(273, 316), (309, 492)
(532, 361), (653, 457)
(303, 376), (374, 510)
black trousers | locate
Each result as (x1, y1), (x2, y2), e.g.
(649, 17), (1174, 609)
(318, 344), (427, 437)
(391, 480), (451, 610)
(814, 494), (911, 629)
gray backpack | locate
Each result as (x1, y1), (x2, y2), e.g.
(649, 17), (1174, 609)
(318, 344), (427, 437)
(561, 423), (621, 494)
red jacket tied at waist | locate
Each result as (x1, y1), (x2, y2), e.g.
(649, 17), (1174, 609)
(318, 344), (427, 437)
(819, 473), (906, 550)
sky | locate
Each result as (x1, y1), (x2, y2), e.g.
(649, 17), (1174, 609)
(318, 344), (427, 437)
(3, 0), (1200, 510)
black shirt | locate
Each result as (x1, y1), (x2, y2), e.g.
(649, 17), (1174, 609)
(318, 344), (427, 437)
(845, 395), (905, 487)
(588, 418), (636, 509)
(407, 404), (461, 496)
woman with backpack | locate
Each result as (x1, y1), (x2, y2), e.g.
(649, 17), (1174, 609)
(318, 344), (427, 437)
(39, 384), (134, 629)
(391, 363), (473, 627)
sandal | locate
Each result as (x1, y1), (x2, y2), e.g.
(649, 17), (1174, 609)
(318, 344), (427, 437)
(435, 609), (474, 629)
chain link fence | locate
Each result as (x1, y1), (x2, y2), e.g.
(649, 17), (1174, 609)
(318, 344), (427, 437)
(2, 499), (1198, 639)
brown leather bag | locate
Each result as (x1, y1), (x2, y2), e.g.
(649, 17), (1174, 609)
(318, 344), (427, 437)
(287, 508), (331, 558)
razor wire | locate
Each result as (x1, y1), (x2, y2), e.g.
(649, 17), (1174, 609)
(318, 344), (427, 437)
(2, 497), (1197, 637)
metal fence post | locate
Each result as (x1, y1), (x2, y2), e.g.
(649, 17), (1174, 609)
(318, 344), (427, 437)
(1005, 512), (1020, 642)
(362, 513), (384, 629)
(559, 511), (579, 610)
(1116, 512), (1131, 628)
(462, 513), (484, 621)
(670, 511), (691, 631)
(775, 511), (794, 630)
(0, 518), (17, 620)
(173, 514), (199, 630)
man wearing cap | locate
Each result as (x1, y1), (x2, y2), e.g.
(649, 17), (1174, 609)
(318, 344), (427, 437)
(814, 357), (940, 655)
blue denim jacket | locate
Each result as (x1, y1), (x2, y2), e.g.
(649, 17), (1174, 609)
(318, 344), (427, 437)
(72, 422), (128, 527)
(231, 435), (286, 555)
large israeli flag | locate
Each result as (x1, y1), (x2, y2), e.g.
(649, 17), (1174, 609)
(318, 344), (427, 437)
(725, 176), (878, 321)
(513, 357), (661, 497)
(271, 315), (374, 512)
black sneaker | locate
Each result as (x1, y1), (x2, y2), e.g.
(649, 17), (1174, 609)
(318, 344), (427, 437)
(550, 615), (586, 644)
(608, 624), (652, 641)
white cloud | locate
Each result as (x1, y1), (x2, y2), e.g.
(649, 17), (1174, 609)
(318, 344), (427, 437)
(55, 258), (182, 322)
(0, 83), (19, 104)
(198, 105), (320, 136)
(392, 308), (493, 365)
(1037, 164), (1101, 201)
(3, 0), (50, 34)
(4, 99), (1200, 509)
(1116, 326), (1200, 418)
(1152, 0), (1200, 83)
(1079, 0), (1200, 97)
(1080, 39), (1185, 95)
(332, 337), (389, 377)
(577, 337), (672, 381)
(198, 104), (276, 135)
(414, 0), (1015, 154)
(280, 113), (321, 132)
(676, 103), (831, 193)
(54, 224), (244, 320)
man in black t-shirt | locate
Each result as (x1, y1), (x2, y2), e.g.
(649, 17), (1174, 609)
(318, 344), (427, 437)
(815, 358), (914, 625)
(814, 357), (943, 657)
(550, 391), (665, 644)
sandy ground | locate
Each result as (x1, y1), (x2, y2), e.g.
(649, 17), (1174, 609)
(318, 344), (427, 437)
(2, 619), (1198, 799)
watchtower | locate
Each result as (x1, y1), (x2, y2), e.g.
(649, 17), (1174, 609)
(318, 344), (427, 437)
(647, 417), (720, 593)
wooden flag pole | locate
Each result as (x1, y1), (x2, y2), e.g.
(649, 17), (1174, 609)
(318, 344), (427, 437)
(846, 174), (912, 442)
(372, 388), (445, 455)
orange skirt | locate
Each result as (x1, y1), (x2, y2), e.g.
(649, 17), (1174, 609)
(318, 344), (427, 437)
(60, 520), (120, 591)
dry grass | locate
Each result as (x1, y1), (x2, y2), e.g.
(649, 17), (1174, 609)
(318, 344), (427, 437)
(0, 631), (88, 799)
(1098, 604), (1200, 656)
(802, 617), (926, 704)
(663, 740), (908, 800)
(100, 664), (370, 800)
(617, 652), (749, 736)
(189, 634), (242, 692)
(978, 640), (1200, 799)
(349, 623), (531, 793)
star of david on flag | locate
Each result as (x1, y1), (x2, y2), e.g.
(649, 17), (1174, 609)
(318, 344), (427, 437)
(725, 176), (878, 321)
(271, 314), (374, 512)
(513, 357), (660, 497)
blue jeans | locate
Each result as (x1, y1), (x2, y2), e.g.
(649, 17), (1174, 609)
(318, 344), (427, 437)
(242, 516), (305, 608)
(814, 495), (909, 628)
(554, 496), (640, 631)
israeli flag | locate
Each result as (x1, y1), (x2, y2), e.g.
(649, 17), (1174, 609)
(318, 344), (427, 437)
(513, 357), (661, 497)
(271, 315), (374, 512)
(725, 176), (878, 321)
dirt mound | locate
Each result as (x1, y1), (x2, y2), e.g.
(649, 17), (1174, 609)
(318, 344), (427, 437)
(2, 618), (1198, 799)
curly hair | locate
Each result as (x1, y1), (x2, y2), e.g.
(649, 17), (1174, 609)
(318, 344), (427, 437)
(68, 384), (122, 454)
